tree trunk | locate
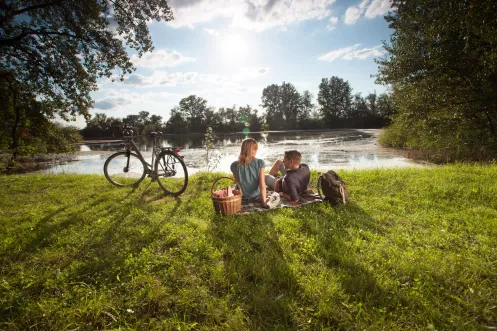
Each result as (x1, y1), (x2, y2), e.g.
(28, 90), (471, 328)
(7, 87), (21, 169)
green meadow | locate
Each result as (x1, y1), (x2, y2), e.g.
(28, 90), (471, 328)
(1, 165), (496, 330)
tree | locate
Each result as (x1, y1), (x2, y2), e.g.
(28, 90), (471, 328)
(261, 82), (302, 130)
(376, 92), (396, 120)
(165, 106), (187, 134)
(365, 92), (377, 117)
(318, 77), (352, 127)
(279, 82), (302, 129)
(0, 0), (173, 159)
(376, 0), (497, 158)
(0, 77), (81, 160)
(299, 90), (314, 129)
(149, 115), (163, 128)
(349, 93), (368, 124)
(261, 84), (283, 130)
(179, 95), (209, 133)
(1, 0), (173, 120)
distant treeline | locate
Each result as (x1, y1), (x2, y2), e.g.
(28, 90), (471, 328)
(82, 76), (395, 139)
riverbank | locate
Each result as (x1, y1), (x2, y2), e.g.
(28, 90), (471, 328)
(1, 165), (496, 329)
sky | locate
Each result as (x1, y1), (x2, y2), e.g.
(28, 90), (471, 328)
(78, 0), (394, 128)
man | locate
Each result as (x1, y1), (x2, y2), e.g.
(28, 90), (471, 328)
(265, 150), (310, 203)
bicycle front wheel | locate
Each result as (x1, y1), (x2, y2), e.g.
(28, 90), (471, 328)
(155, 151), (188, 195)
(104, 152), (147, 187)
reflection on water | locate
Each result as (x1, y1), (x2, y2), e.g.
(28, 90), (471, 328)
(36, 129), (422, 175)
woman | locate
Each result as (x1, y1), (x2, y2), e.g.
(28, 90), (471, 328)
(230, 138), (267, 206)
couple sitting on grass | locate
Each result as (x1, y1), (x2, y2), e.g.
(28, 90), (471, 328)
(230, 137), (310, 208)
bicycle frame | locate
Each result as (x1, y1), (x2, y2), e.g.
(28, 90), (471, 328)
(104, 126), (188, 195)
(121, 132), (179, 176)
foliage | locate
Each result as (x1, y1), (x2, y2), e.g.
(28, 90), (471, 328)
(204, 126), (222, 172)
(1, 165), (496, 329)
(0, 0), (173, 120)
(82, 81), (394, 140)
(376, 0), (497, 160)
(261, 82), (303, 130)
(318, 76), (353, 126)
(164, 106), (187, 134)
(0, 79), (81, 159)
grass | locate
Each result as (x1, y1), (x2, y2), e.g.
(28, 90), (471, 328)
(1, 165), (496, 330)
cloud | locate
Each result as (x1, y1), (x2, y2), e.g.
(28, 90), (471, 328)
(364, 0), (394, 18)
(166, 0), (336, 31)
(203, 28), (220, 36)
(113, 66), (269, 89)
(93, 98), (127, 110)
(344, 0), (393, 25)
(344, 0), (370, 24)
(130, 50), (195, 69)
(92, 90), (182, 111)
(318, 44), (383, 62)
(234, 67), (270, 81)
(121, 71), (199, 87)
(326, 16), (338, 30)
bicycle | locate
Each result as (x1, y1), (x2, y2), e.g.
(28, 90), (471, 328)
(103, 126), (188, 195)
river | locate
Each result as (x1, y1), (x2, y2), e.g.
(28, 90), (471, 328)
(35, 129), (421, 175)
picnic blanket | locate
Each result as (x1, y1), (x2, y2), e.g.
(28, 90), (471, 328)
(238, 191), (323, 214)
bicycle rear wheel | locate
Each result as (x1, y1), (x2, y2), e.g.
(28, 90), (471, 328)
(104, 151), (147, 187)
(155, 151), (188, 195)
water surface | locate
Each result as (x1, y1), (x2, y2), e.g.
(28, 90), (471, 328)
(37, 129), (421, 175)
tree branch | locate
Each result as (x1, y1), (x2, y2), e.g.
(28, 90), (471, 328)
(1, 0), (66, 26)
(0, 29), (87, 47)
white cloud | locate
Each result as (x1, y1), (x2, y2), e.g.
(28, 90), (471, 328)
(93, 98), (127, 110)
(234, 67), (270, 81)
(329, 16), (338, 24)
(364, 0), (394, 18)
(203, 28), (220, 36)
(121, 71), (199, 87)
(344, 6), (362, 25)
(344, 0), (393, 25)
(318, 44), (383, 62)
(166, 0), (336, 31)
(326, 16), (338, 30)
(130, 50), (195, 69)
(92, 90), (182, 111)
(113, 67), (269, 89)
(343, 46), (384, 59)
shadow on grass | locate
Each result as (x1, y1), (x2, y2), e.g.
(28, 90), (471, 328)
(294, 201), (426, 328)
(209, 211), (303, 330)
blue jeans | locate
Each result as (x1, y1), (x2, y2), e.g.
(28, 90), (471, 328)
(242, 195), (261, 204)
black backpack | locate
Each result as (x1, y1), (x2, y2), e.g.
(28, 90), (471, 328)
(317, 170), (350, 205)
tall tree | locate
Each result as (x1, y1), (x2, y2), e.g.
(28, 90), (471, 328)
(261, 84), (283, 130)
(165, 106), (186, 134)
(365, 92), (377, 116)
(179, 95), (208, 133)
(299, 90), (314, 129)
(1, 0), (173, 119)
(376, 92), (396, 120)
(261, 82), (302, 130)
(318, 77), (352, 127)
(349, 93), (368, 123)
(279, 82), (302, 129)
(376, 0), (497, 157)
(0, 0), (173, 157)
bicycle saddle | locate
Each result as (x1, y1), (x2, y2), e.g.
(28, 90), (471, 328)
(148, 132), (162, 138)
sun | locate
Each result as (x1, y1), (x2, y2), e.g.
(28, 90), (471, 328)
(219, 34), (249, 64)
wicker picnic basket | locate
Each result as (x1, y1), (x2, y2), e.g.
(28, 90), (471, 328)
(211, 177), (242, 215)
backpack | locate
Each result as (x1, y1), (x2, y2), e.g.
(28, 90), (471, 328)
(317, 170), (350, 205)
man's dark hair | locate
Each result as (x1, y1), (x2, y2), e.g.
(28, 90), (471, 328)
(284, 150), (302, 164)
